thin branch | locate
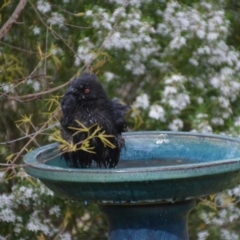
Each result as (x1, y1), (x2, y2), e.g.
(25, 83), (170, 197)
(0, 0), (28, 40)
(0, 123), (60, 145)
(0, 40), (38, 54)
(44, 28), (49, 77)
(13, 79), (72, 100)
(7, 107), (60, 169)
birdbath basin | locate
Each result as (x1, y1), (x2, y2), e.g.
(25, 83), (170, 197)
(23, 131), (240, 240)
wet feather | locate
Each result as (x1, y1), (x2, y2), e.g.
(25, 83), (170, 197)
(60, 73), (130, 168)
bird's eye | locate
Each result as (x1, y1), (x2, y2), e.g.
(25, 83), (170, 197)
(84, 88), (90, 94)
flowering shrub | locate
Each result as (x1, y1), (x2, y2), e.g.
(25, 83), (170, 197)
(0, 171), (107, 239)
(1, 0), (240, 239)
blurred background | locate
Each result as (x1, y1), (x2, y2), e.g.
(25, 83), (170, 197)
(1, 0), (240, 239)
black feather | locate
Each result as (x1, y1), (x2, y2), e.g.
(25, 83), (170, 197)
(60, 73), (130, 168)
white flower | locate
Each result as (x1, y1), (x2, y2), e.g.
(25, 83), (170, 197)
(132, 64), (145, 75)
(27, 221), (38, 231)
(33, 26), (41, 35)
(0, 209), (16, 222)
(229, 213), (239, 223)
(169, 93), (190, 111)
(211, 117), (224, 126)
(232, 185), (240, 196)
(234, 117), (240, 127)
(0, 194), (12, 207)
(49, 206), (60, 217)
(178, 18), (190, 30)
(222, 111), (231, 119)
(156, 23), (170, 36)
(196, 29), (206, 39)
(112, 7), (125, 20)
(189, 58), (198, 66)
(168, 119), (183, 131)
(40, 184), (54, 196)
(47, 12), (65, 27)
(33, 82), (41, 92)
(85, 10), (93, 17)
(197, 46), (211, 55)
(104, 32), (133, 51)
(221, 229), (239, 240)
(1, 83), (14, 93)
(197, 113), (208, 119)
(0, 171), (5, 183)
(163, 86), (177, 96)
(210, 77), (221, 88)
(109, 0), (152, 7)
(198, 123), (213, 133)
(197, 231), (209, 240)
(102, 21), (112, 30)
(221, 67), (234, 76)
(200, 211), (211, 224)
(27, 213), (52, 236)
(133, 94), (149, 110)
(148, 104), (165, 122)
(51, 47), (63, 56)
(74, 38), (95, 66)
(19, 186), (33, 198)
(59, 233), (72, 240)
(26, 79), (41, 92)
(197, 97), (204, 104)
(169, 36), (186, 50)
(219, 209), (227, 219)
(165, 74), (186, 84)
(104, 72), (116, 82)
(221, 86), (231, 97)
(206, 32), (219, 41)
(218, 96), (229, 108)
(37, 0), (51, 14)
(14, 223), (22, 233)
(201, 2), (212, 10)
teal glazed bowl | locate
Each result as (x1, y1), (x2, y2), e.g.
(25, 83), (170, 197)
(23, 131), (240, 204)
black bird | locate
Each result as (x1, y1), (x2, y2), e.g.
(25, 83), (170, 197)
(60, 73), (130, 168)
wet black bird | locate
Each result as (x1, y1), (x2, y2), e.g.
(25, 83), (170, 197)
(60, 73), (130, 168)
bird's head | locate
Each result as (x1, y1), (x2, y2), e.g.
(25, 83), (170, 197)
(68, 73), (107, 101)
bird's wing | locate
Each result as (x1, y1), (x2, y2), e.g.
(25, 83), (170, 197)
(111, 99), (131, 133)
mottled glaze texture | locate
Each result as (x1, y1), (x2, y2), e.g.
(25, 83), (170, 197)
(99, 200), (196, 240)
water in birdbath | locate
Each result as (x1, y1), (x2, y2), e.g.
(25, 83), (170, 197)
(116, 158), (200, 168)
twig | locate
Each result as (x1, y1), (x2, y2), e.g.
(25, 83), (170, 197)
(6, 107), (60, 171)
(0, 40), (38, 54)
(0, 0), (28, 40)
(0, 123), (60, 145)
(44, 28), (49, 78)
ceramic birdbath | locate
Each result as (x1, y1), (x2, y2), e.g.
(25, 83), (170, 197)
(23, 131), (240, 240)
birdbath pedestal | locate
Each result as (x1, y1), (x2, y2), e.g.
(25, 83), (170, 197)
(24, 131), (240, 240)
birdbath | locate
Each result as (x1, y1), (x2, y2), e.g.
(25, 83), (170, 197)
(23, 131), (240, 240)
